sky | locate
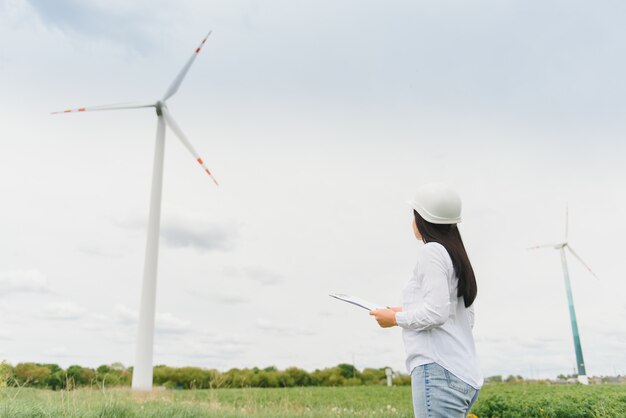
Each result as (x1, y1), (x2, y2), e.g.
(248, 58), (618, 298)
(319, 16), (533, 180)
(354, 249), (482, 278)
(1, 0), (626, 380)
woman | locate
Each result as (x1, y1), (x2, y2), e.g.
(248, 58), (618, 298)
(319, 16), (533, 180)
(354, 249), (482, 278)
(370, 182), (482, 418)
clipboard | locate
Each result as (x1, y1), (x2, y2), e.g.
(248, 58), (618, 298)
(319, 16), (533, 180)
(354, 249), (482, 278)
(329, 293), (385, 311)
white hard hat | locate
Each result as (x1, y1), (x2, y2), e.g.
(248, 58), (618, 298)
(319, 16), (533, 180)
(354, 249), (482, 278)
(407, 182), (462, 224)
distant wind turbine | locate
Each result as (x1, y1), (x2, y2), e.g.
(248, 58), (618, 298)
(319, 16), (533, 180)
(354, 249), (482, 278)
(53, 32), (218, 390)
(528, 207), (598, 385)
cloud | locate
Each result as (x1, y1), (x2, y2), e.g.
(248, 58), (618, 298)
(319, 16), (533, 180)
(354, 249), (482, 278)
(157, 331), (249, 362)
(117, 216), (239, 252)
(184, 290), (250, 305)
(25, 0), (161, 51)
(113, 304), (191, 334)
(0, 270), (51, 295)
(44, 346), (70, 358)
(155, 312), (191, 335)
(113, 304), (138, 325)
(161, 220), (239, 252)
(216, 294), (250, 305)
(476, 335), (566, 351)
(243, 267), (284, 285)
(221, 266), (284, 286)
(0, 329), (13, 341)
(105, 311), (249, 362)
(113, 217), (145, 231)
(256, 318), (315, 337)
(82, 314), (110, 331)
(42, 302), (87, 320)
(586, 326), (626, 350)
(78, 243), (122, 258)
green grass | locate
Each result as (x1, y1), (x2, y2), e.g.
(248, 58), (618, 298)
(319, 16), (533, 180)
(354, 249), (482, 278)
(0, 383), (625, 417)
(472, 383), (626, 418)
(0, 386), (411, 418)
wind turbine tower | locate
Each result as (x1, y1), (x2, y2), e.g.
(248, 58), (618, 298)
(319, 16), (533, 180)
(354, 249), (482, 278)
(53, 32), (218, 390)
(528, 207), (598, 385)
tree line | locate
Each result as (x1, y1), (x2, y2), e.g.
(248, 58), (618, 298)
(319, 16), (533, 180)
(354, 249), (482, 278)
(0, 361), (411, 390)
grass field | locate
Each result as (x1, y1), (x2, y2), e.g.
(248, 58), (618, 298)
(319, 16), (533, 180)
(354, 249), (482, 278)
(1, 383), (625, 417)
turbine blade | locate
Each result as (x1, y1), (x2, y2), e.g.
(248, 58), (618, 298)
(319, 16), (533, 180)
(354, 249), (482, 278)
(527, 243), (556, 250)
(51, 102), (155, 114)
(566, 245), (599, 279)
(162, 31), (212, 101)
(160, 107), (218, 186)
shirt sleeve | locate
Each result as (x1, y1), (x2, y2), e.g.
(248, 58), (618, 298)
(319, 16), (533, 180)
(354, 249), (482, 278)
(467, 304), (475, 329)
(396, 244), (451, 331)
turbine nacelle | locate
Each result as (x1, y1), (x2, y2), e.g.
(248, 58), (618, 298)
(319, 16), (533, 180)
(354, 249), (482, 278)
(155, 101), (164, 116)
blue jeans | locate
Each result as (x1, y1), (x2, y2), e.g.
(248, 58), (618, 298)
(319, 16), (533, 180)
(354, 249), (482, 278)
(411, 363), (479, 418)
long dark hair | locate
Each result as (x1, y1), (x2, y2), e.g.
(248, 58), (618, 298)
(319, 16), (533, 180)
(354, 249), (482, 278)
(414, 210), (477, 307)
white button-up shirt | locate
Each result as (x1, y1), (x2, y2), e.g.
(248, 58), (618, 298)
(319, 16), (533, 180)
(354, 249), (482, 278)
(395, 242), (483, 389)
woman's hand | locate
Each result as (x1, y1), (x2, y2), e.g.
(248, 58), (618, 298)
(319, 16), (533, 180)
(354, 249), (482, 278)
(369, 309), (398, 328)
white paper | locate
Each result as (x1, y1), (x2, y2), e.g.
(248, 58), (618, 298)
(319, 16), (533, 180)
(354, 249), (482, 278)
(329, 293), (385, 311)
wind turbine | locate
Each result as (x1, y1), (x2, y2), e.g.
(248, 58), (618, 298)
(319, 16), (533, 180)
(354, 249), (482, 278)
(53, 32), (218, 390)
(528, 207), (598, 385)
